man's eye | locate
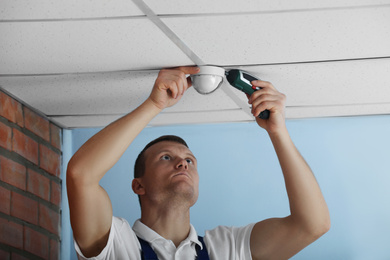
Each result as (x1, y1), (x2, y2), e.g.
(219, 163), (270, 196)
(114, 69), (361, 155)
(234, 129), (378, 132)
(161, 155), (171, 160)
(186, 158), (193, 164)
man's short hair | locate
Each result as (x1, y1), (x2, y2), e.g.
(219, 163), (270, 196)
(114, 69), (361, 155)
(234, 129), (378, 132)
(134, 135), (189, 179)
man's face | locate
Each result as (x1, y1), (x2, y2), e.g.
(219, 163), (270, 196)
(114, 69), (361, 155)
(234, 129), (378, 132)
(140, 141), (199, 207)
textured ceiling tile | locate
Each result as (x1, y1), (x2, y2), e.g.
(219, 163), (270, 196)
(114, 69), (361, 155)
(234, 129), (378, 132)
(161, 6), (390, 65)
(0, 72), (158, 115)
(48, 114), (122, 128)
(0, 0), (144, 20)
(0, 19), (194, 74)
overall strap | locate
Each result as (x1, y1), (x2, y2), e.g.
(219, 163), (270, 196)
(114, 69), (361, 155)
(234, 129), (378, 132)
(137, 236), (210, 260)
(137, 237), (158, 260)
(196, 236), (210, 260)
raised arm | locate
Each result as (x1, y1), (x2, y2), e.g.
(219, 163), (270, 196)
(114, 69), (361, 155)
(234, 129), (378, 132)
(247, 80), (330, 260)
(66, 66), (199, 257)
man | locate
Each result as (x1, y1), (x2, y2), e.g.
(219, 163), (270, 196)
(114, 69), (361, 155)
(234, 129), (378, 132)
(67, 66), (330, 259)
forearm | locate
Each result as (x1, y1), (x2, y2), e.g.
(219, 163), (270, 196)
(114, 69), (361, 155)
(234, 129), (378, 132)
(269, 127), (330, 233)
(67, 99), (161, 184)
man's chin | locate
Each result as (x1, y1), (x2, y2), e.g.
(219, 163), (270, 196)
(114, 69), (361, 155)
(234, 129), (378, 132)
(170, 184), (198, 205)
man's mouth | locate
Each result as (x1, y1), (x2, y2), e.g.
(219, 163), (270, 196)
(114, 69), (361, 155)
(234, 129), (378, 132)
(173, 172), (190, 178)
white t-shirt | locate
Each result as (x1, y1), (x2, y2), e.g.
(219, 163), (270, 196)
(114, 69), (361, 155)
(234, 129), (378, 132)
(75, 216), (255, 260)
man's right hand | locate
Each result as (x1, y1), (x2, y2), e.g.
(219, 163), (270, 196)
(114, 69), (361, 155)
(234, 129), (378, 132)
(148, 66), (200, 110)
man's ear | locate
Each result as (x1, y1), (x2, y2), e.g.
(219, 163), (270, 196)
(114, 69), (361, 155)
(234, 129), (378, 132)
(132, 178), (145, 195)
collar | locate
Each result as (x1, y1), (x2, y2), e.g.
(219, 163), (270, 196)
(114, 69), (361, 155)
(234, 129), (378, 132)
(132, 219), (203, 250)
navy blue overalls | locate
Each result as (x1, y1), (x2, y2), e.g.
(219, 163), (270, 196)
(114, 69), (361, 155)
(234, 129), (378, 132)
(137, 236), (210, 260)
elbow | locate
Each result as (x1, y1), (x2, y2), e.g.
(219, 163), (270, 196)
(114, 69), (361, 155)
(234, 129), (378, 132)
(66, 156), (101, 188)
(317, 219), (331, 238)
(66, 159), (81, 187)
(322, 216), (331, 235)
(66, 158), (89, 186)
(320, 209), (331, 235)
(308, 215), (331, 241)
(66, 157), (81, 180)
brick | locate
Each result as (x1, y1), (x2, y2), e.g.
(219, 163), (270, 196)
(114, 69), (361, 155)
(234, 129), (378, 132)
(11, 191), (38, 225)
(12, 129), (38, 165)
(50, 123), (61, 150)
(24, 107), (50, 142)
(27, 168), (50, 201)
(0, 92), (24, 127)
(39, 145), (60, 177)
(0, 155), (26, 190)
(39, 204), (60, 236)
(0, 121), (12, 149)
(50, 239), (60, 260)
(0, 186), (11, 214)
(0, 249), (10, 260)
(0, 217), (23, 249)
(51, 181), (61, 206)
(24, 226), (49, 259)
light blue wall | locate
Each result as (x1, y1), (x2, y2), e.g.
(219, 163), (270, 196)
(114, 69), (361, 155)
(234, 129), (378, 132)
(63, 115), (390, 259)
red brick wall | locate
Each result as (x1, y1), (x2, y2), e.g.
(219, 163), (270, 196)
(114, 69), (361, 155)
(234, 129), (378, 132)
(0, 90), (62, 259)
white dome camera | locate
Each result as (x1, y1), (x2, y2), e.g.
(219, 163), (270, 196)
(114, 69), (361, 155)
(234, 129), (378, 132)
(191, 66), (225, 94)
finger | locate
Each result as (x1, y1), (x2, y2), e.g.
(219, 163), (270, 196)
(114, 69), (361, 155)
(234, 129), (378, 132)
(187, 76), (193, 88)
(248, 88), (275, 104)
(251, 94), (277, 107)
(166, 81), (179, 99)
(252, 98), (285, 117)
(172, 70), (191, 94)
(251, 80), (275, 90)
(251, 95), (279, 114)
(177, 66), (200, 75)
(252, 101), (274, 117)
(174, 72), (187, 96)
(179, 71), (189, 95)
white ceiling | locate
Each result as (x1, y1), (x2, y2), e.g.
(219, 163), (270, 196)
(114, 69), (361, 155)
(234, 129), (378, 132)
(1, 0), (390, 128)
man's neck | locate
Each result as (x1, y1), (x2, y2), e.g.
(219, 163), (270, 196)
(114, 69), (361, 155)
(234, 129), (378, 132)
(140, 203), (191, 247)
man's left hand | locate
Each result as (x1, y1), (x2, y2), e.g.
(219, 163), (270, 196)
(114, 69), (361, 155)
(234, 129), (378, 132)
(248, 80), (286, 134)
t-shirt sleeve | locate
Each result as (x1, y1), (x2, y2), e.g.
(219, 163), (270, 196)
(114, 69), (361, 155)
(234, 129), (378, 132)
(204, 223), (255, 260)
(74, 216), (141, 260)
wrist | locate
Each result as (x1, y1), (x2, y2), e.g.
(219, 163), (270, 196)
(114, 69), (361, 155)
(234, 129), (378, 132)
(267, 125), (289, 141)
(143, 98), (164, 113)
(140, 98), (164, 119)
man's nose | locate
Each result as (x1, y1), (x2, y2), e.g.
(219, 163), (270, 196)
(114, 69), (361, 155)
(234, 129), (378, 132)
(176, 158), (188, 170)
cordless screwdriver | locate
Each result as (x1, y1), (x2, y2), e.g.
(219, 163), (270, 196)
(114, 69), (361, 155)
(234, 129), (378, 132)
(225, 69), (270, 119)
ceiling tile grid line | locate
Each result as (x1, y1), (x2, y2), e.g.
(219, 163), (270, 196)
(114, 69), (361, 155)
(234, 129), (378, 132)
(2, 56), (390, 77)
(152, 3), (390, 17)
(43, 102), (390, 117)
(47, 102), (390, 129)
(2, 1), (390, 21)
(144, 0), (390, 15)
(0, 15), (148, 23)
